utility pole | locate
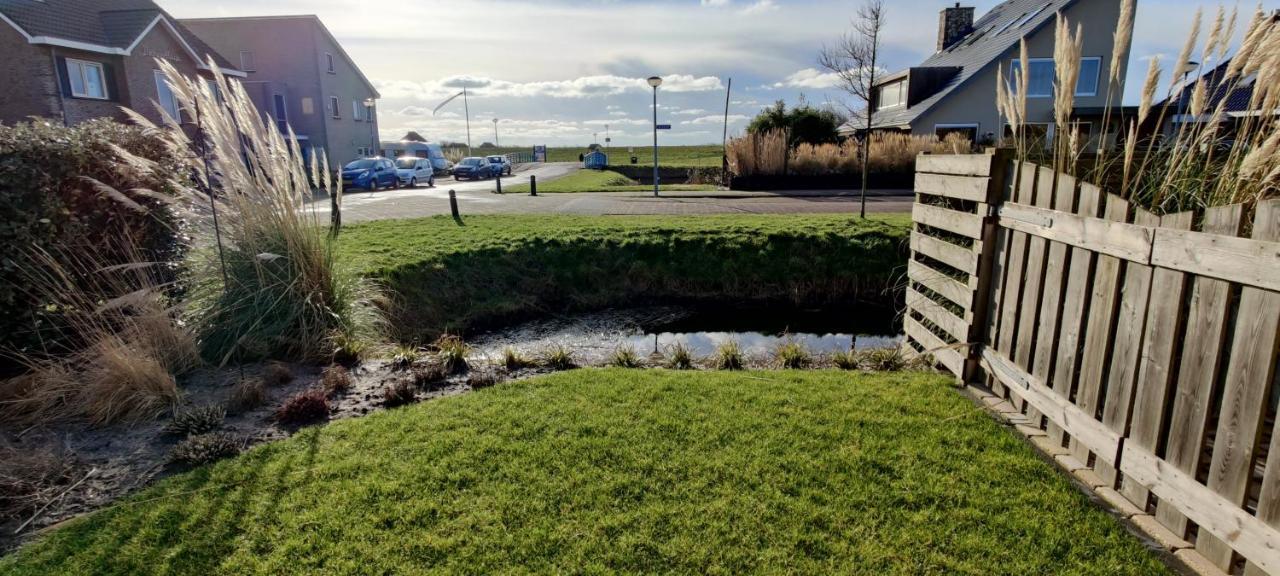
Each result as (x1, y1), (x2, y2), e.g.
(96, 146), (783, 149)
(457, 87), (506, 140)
(647, 76), (663, 197)
(493, 118), (500, 147)
(463, 87), (472, 156)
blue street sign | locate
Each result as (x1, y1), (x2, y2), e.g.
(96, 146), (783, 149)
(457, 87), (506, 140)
(656, 124), (672, 130)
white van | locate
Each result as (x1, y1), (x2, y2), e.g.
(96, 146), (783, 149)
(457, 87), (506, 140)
(394, 157), (435, 188)
(381, 141), (451, 176)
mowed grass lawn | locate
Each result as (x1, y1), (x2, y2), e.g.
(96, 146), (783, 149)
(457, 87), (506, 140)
(2, 370), (1169, 575)
(506, 169), (716, 194)
(474, 145), (724, 167)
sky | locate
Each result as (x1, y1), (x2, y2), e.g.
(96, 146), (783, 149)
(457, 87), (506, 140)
(164, 0), (1234, 147)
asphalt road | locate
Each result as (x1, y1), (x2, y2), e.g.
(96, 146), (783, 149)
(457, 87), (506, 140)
(308, 163), (914, 223)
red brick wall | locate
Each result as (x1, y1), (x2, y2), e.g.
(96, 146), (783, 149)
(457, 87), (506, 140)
(0, 23), (61, 124)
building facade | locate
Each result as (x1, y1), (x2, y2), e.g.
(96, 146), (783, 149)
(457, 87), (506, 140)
(0, 0), (244, 127)
(181, 15), (380, 166)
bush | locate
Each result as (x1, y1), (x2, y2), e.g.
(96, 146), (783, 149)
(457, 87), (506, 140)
(831, 350), (861, 370)
(0, 119), (185, 358)
(664, 342), (696, 370)
(502, 347), (535, 371)
(163, 405), (226, 437)
(541, 345), (576, 371)
(320, 365), (353, 398)
(435, 335), (469, 374)
(227, 378), (267, 413)
(713, 341), (744, 370)
(390, 345), (420, 370)
(609, 345), (643, 368)
(775, 340), (812, 370)
(275, 388), (330, 425)
(263, 362), (294, 387)
(859, 348), (907, 372)
(169, 433), (242, 466)
(381, 380), (417, 408)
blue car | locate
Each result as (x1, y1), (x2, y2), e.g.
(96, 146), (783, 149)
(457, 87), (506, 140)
(452, 156), (495, 181)
(341, 157), (400, 191)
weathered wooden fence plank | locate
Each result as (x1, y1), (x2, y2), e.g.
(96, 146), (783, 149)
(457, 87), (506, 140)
(906, 287), (969, 342)
(1048, 183), (1100, 448)
(992, 165), (1038, 410)
(913, 202), (985, 240)
(915, 172), (991, 202)
(998, 202), (1154, 262)
(1036, 174), (1078, 445)
(1154, 204), (1246, 537)
(916, 153), (993, 177)
(908, 259), (973, 311)
(1013, 166), (1058, 428)
(1152, 226), (1280, 292)
(1201, 199), (1280, 572)
(904, 316), (965, 376)
(910, 231), (978, 275)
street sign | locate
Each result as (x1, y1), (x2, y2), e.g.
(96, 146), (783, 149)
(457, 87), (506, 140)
(656, 124), (672, 130)
(533, 145), (547, 162)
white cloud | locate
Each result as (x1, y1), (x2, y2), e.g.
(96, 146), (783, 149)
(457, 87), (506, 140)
(376, 73), (723, 102)
(681, 114), (749, 126)
(740, 0), (778, 15)
(773, 68), (843, 89)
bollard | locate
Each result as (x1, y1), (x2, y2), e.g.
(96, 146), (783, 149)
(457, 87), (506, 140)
(495, 172), (503, 194)
(448, 189), (460, 220)
(530, 175), (537, 196)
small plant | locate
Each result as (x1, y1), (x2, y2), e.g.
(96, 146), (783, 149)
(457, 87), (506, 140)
(713, 340), (744, 370)
(320, 365), (353, 398)
(331, 331), (372, 367)
(227, 377), (267, 413)
(436, 334), (470, 374)
(502, 347), (535, 371)
(665, 342), (696, 370)
(775, 340), (812, 370)
(169, 432), (242, 466)
(541, 344), (576, 371)
(163, 405), (226, 437)
(609, 345), (644, 368)
(831, 350), (861, 371)
(411, 363), (449, 388)
(467, 368), (506, 389)
(262, 362), (294, 387)
(859, 348), (907, 372)
(389, 344), (420, 370)
(382, 380), (418, 408)
(275, 388), (330, 425)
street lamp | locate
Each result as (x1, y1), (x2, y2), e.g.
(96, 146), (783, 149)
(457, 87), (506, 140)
(647, 76), (662, 197)
(363, 98), (377, 155)
(492, 118), (500, 147)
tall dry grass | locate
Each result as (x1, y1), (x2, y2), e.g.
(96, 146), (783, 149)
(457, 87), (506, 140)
(1002, 9), (1280, 214)
(728, 130), (971, 176)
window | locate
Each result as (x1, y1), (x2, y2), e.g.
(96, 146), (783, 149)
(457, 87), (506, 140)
(1003, 123), (1053, 149)
(353, 99), (362, 121)
(1010, 57), (1104, 98)
(876, 80), (906, 111)
(239, 50), (256, 72)
(934, 124), (979, 143)
(273, 94), (288, 133)
(329, 96), (340, 118)
(301, 97), (315, 115)
(326, 53), (335, 74)
(154, 70), (180, 120)
(66, 58), (108, 100)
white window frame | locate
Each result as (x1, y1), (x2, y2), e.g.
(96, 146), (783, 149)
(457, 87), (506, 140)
(154, 70), (180, 120)
(1010, 57), (1103, 98)
(66, 58), (108, 100)
(239, 50), (256, 72)
(876, 80), (907, 111)
(329, 96), (340, 119)
(326, 53), (335, 74)
(353, 99), (362, 121)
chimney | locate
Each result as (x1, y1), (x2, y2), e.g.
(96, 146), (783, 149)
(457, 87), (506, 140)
(938, 3), (975, 51)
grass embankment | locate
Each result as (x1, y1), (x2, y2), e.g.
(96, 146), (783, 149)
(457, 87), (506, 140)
(1, 369), (1170, 575)
(471, 145), (724, 167)
(338, 214), (911, 341)
(505, 169), (716, 194)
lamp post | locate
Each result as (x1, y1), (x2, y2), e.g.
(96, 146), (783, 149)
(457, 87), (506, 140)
(492, 118), (500, 147)
(362, 98), (377, 155)
(647, 76), (662, 197)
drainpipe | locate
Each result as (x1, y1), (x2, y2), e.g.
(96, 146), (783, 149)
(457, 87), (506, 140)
(49, 47), (69, 126)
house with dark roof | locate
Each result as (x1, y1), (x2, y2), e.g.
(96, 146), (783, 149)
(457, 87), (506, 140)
(851, 0), (1128, 150)
(0, 0), (244, 127)
(181, 15), (381, 166)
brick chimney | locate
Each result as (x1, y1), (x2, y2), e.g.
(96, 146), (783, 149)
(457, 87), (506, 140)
(938, 3), (975, 51)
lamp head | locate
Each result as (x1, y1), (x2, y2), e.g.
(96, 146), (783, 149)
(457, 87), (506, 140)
(647, 76), (663, 88)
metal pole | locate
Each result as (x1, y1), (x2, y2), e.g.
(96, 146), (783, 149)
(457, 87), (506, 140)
(463, 87), (472, 156)
(493, 118), (499, 147)
(530, 175), (537, 196)
(652, 85), (659, 198)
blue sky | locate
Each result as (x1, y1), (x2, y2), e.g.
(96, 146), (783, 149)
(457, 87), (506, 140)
(165, 0), (1228, 146)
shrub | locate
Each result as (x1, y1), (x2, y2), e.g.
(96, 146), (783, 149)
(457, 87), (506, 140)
(831, 350), (861, 370)
(609, 345), (643, 368)
(541, 345), (576, 371)
(263, 362), (294, 387)
(227, 377), (267, 413)
(390, 345), (420, 370)
(713, 340), (744, 370)
(382, 380), (417, 408)
(275, 388), (330, 425)
(435, 335), (470, 374)
(859, 348), (907, 372)
(411, 364), (449, 388)
(502, 347), (535, 371)
(466, 369), (506, 389)
(775, 340), (812, 370)
(163, 405), (226, 437)
(728, 130), (970, 177)
(664, 342), (696, 370)
(320, 365), (353, 398)
(169, 433), (242, 466)
(0, 118), (184, 357)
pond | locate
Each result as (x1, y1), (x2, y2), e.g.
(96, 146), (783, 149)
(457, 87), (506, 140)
(471, 304), (902, 363)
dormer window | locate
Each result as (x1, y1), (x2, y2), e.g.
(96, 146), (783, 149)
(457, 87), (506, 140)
(877, 80), (907, 111)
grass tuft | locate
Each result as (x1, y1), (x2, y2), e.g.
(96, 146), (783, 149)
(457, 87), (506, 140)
(168, 432), (242, 466)
(162, 405), (226, 437)
(435, 335), (470, 374)
(502, 347), (536, 371)
(608, 345), (644, 368)
(775, 340), (812, 370)
(859, 348), (908, 372)
(320, 365), (353, 398)
(274, 389), (330, 425)
(381, 380), (417, 408)
(713, 340), (744, 370)
(411, 364), (449, 388)
(262, 362), (294, 387)
(389, 345), (421, 370)
(226, 378), (267, 413)
(541, 344), (576, 371)
(664, 342), (697, 370)
(831, 349), (861, 370)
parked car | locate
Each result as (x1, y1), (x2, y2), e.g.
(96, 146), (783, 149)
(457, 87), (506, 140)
(381, 141), (451, 175)
(452, 156), (495, 180)
(342, 157), (399, 191)
(395, 157), (435, 188)
(486, 155), (513, 176)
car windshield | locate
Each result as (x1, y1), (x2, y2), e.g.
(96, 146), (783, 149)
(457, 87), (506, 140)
(487, 156), (504, 162)
(344, 159), (376, 170)
(460, 158), (483, 166)
(395, 158), (418, 168)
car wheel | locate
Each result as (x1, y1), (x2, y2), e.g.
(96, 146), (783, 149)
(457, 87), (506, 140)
(409, 178), (417, 188)
(367, 180), (377, 192)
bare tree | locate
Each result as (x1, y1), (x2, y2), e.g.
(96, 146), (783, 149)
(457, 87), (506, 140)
(819, 0), (886, 218)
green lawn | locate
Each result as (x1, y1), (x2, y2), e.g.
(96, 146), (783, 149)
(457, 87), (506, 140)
(1, 369), (1169, 575)
(469, 145), (724, 168)
(337, 214), (911, 340)
(505, 169), (716, 194)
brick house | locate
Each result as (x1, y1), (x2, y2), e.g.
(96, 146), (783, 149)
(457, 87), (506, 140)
(180, 15), (381, 166)
(0, 0), (244, 127)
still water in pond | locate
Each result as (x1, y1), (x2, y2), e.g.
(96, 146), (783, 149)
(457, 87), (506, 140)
(472, 305), (901, 362)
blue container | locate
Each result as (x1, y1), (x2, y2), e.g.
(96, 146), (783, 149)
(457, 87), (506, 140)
(584, 151), (608, 169)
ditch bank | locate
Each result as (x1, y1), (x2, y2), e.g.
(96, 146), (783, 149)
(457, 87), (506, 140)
(338, 214), (912, 342)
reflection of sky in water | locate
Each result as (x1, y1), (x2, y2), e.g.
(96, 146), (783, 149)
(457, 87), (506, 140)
(626, 332), (899, 357)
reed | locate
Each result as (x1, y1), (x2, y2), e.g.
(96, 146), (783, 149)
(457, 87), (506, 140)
(729, 131), (970, 177)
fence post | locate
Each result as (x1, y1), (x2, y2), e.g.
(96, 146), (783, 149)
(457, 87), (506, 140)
(963, 148), (1014, 384)
(529, 175), (537, 196)
(495, 172), (503, 194)
(448, 189), (460, 220)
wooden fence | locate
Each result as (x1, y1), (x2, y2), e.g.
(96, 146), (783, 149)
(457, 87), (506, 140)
(903, 152), (1280, 576)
